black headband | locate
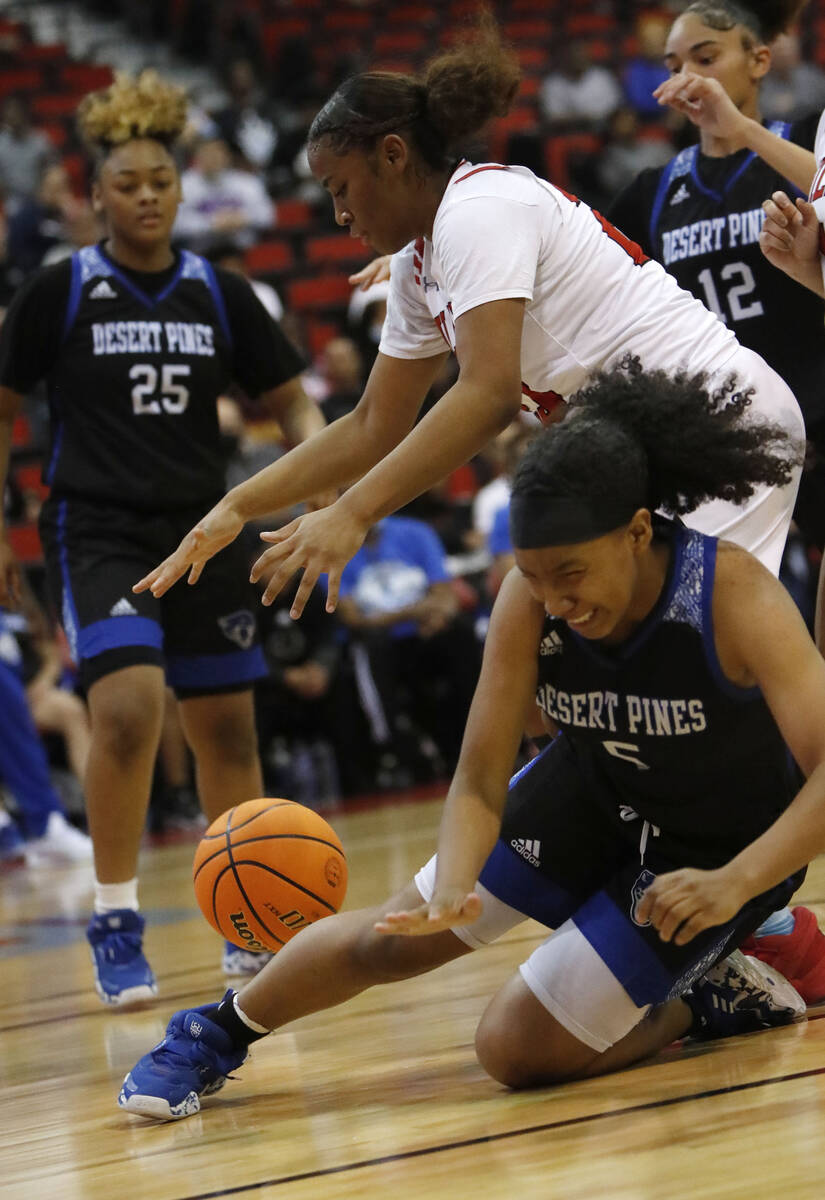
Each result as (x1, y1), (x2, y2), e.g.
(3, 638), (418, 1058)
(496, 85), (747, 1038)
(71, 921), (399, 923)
(509, 492), (642, 549)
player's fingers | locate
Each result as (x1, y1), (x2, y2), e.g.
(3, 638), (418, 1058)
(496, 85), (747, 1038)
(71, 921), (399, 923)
(654, 898), (694, 943)
(289, 565), (321, 619)
(260, 553), (303, 606)
(673, 913), (707, 945)
(188, 560), (204, 586)
(324, 566), (342, 614)
(259, 519), (299, 545)
(796, 197), (819, 225)
(250, 540), (293, 584)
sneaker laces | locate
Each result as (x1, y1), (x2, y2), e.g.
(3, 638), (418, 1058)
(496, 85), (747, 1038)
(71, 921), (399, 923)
(95, 930), (144, 962)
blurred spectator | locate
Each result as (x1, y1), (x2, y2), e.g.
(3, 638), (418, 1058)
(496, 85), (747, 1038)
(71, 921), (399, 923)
(760, 33), (825, 123)
(217, 395), (288, 509)
(313, 337), (365, 424)
(623, 13), (670, 118)
(7, 163), (79, 276)
(337, 516), (482, 781)
(593, 107), (673, 206)
(41, 202), (104, 267)
(0, 210), (18, 309)
(0, 96), (52, 211)
(255, 573), (343, 810)
(540, 41), (622, 130)
(148, 689), (201, 834)
(347, 276), (390, 369)
(174, 136), (274, 254)
(207, 241), (284, 321)
(212, 58), (280, 172)
(0, 606), (92, 865)
(487, 501), (515, 599)
(470, 420), (530, 549)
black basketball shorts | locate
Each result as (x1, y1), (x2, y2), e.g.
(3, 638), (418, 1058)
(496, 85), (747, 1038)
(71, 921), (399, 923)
(40, 495), (267, 697)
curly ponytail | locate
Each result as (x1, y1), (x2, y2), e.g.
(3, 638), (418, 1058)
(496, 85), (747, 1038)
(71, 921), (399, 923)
(308, 7), (520, 170)
(510, 358), (801, 545)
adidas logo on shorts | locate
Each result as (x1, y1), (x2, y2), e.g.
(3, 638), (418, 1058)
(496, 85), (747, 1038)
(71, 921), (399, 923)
(110, 597), (138, 616)
(539, 631), (563, 656)
(511, 837), (541, 867)
(90, 280), (117, 299)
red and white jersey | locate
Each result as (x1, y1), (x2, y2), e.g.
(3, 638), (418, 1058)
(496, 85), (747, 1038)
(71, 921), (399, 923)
(379, 161), (738, 420)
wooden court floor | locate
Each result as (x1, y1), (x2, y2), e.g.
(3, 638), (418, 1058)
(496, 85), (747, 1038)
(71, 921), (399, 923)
(2, 794), (825, 1200)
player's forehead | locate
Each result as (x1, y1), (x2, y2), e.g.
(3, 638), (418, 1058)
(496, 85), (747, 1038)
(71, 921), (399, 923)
(102, 138), (177, 178)
(308, 141), (370, 188)
(664, 12), (738, 60)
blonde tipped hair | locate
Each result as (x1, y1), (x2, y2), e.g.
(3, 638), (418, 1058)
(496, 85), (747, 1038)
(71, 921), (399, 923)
(77, 69), (188, 151)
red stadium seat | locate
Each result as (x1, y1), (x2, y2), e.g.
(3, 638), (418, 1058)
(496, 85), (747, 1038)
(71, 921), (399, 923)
(7, 523), (43, 565)
(11, 415), (32, 448)
(323, 10), (372, 32)
(0, 67), (44, 95)
(42, 121), (69, 148)
(287, 274), (353, 313)
(305, 234), (370, 269)
(14, 464), (48, 500)
(15, 42), (69, 62)
(386, 5), (439, 25)
(31, 94), (81, 118)
(274, 199), (314, 231)
(60, 63), (114, 92)
(375, 31), (429, 56)
(503, 20), (553, 43)
(544, 132), (602, 190)
(244, 240), (295, 275)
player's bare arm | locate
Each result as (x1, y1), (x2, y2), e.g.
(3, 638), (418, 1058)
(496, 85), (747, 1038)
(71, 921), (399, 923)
(0, 384), (23, 607)
(252, 298), (526, 618)
(378, 570), (543, 936)
(760, 191), (825, 298)
(639, 547), (825, 942)
(654, 73), (815, 193)
(134, 349), (446, 597)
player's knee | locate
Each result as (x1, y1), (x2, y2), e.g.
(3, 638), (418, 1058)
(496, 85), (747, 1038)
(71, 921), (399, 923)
(93, 695), (158, 761)
(474, 1010), (540, 1088)
(193, 709), (258, 768)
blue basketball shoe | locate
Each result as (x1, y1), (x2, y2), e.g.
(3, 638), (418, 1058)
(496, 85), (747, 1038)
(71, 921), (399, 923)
(87, 909), (158, 1007)
(118, 993), (247, 1119)
(684, 949), (805, 1040)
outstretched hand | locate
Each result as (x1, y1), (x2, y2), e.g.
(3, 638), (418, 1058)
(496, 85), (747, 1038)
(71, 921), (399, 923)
(133, 500), (244, 598)
(374, 890), (483, 937)
(635, 866), (748, 945)
(251, 500), (369, 616)
(653, 73), (746, 141)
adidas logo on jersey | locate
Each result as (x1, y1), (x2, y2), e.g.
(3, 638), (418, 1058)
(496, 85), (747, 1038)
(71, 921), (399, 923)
(539, 630), (563, 656)
(110, 597), (138, 617)
(511, 837), (541, 867)
(89, 280), (117, 299)
(670, 183), (690, 206)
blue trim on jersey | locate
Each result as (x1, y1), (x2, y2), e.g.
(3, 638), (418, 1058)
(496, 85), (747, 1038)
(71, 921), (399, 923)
(165, 645), (267, 689)
(648, 121), (796, 249)
(572, 889), (675, 1006)
(199, 256), (232, 347)
(45, 410), (64, 485)
(62, 251), (85, 340)
(507, 737), (555, 789)
(77, 615), (164, 660)
(479, 840), (577, 928)
(699, 536), (761, 701)
(56, 499), (81, 662)
(95, 244), (186, 310)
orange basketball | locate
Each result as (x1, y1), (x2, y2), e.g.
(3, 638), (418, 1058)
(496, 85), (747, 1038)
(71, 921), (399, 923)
(192, 798), (348, 954)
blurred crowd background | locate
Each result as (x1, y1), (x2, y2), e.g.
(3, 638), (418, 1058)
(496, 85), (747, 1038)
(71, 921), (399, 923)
(3, 0), (825, 841)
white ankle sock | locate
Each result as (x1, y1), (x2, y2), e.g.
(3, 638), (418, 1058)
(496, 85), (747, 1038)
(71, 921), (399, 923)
(94, 878), (139, 914)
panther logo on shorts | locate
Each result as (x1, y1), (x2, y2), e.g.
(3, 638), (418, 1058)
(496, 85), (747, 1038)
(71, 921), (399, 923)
(630, 868), (657, 927)
(217, 609), (257, 650)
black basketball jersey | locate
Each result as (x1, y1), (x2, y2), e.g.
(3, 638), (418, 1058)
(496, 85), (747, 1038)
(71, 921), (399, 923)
(0, 244), (304, 512)
(608, 117), (825, 431)
(534, 520), (795, 864)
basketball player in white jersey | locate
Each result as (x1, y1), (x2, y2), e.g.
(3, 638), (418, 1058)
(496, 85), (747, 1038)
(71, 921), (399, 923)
(136, 12), (802, 609)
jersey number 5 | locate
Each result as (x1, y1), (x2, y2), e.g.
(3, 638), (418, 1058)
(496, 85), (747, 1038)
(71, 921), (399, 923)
(130, 363), (191, 415)
(602, 740), (650, 771)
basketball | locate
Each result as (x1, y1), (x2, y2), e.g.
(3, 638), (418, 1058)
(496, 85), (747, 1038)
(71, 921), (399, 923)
(192, 798), (348, 954)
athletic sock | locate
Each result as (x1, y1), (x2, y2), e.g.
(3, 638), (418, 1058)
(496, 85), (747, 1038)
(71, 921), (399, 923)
(212, 989), (270, 1048)
(94, 877), (139, 914)
(754, 908), (795, 938)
